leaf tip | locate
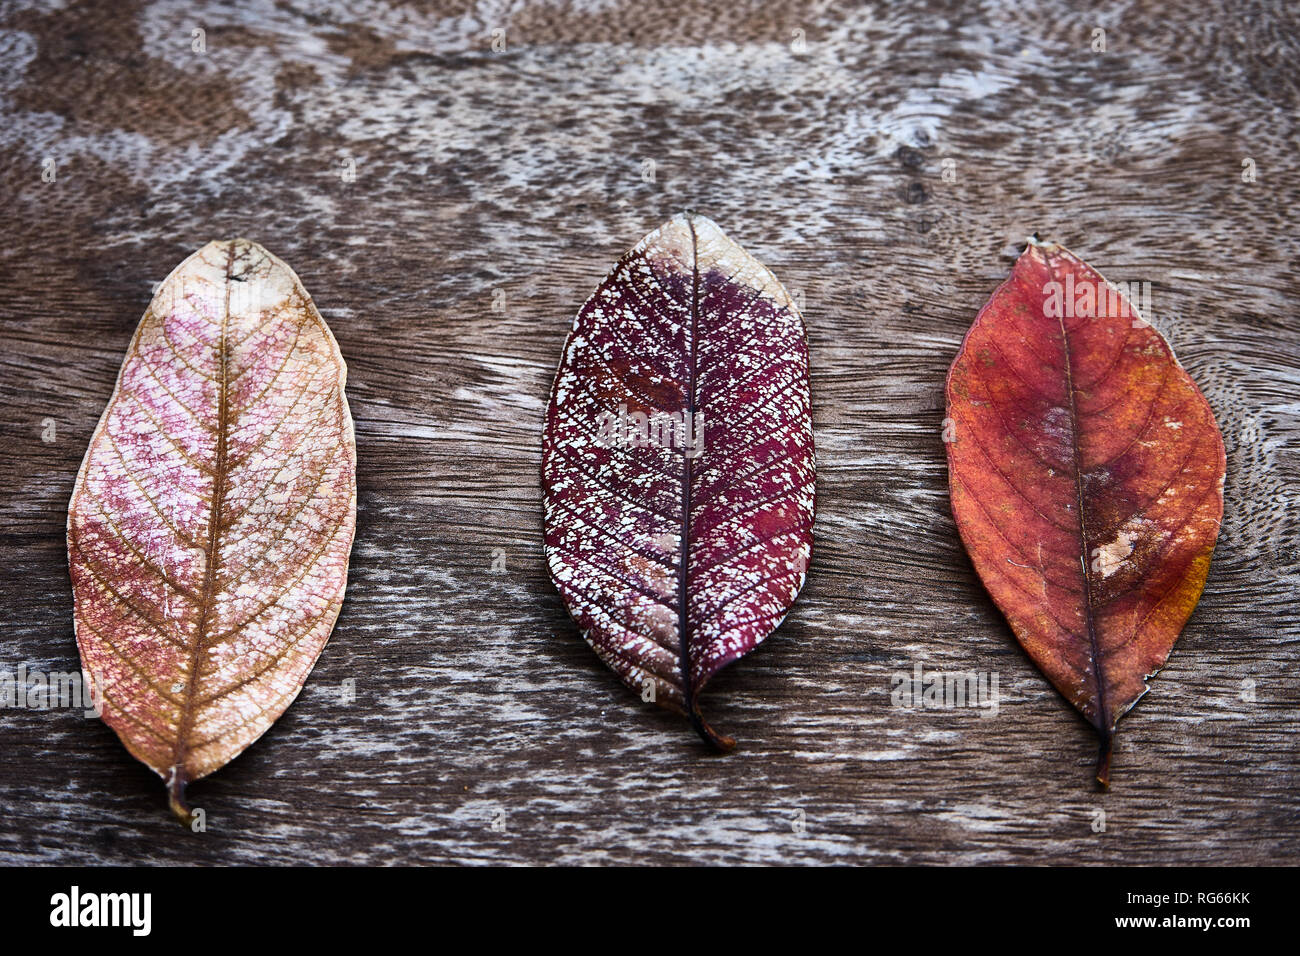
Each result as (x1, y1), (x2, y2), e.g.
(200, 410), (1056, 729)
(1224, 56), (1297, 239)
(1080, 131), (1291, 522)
(1025, 232), (1057, 252)
(682, 209), (717, 229)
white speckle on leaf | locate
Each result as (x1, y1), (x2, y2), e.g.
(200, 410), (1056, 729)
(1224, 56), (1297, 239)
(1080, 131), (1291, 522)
(1092, 531), (1136, 578)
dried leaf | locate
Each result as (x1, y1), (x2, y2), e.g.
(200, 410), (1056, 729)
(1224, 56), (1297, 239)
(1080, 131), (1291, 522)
(945, 237), (1225, 784)
(542, 214), (815, 748)
(67, 239), (356, 823)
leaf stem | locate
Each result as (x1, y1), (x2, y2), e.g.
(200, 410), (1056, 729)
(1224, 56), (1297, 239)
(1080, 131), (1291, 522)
(167, 768), (195, 827)
(1095, 731), (1113, 789)
(692, 707), (736, 752)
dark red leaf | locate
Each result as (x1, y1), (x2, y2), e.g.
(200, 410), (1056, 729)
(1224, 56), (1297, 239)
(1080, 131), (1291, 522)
(542, 214), (816, 749)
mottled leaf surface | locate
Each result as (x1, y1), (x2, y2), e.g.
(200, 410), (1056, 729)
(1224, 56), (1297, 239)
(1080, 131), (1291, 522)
(543, 214), (815, 748)
(67, 239), (356, 822)
(946, 238), (1225, 784)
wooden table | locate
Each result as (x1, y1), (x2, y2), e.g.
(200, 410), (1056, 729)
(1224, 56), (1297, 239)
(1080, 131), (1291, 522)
(1, 0), (1296, 865)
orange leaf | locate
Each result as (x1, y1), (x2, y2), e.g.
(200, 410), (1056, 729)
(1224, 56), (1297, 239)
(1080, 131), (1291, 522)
(946, 238), (1225, 785)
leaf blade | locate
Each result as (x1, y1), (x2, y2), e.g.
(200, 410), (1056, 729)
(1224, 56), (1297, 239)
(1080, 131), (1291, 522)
(67, 239), (357, 821)
(543, 214), (815, 748)
(946, 238), (1225, 783)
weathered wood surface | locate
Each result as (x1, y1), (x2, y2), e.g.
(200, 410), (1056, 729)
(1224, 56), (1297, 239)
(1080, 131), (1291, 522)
(0, 0), (1296, 865)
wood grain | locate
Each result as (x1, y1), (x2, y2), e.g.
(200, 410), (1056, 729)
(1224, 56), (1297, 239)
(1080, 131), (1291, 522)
(0, 0), (1296, 864)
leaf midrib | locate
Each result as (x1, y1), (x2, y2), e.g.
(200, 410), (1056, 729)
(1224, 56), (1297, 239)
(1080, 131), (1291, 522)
(1056, 307), (1109, 738)
(675, 219), (703, 741)
(171, 244), (235, 800)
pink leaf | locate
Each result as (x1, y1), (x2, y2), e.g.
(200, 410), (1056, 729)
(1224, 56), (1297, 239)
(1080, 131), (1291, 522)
(68, 240), (356, 823)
